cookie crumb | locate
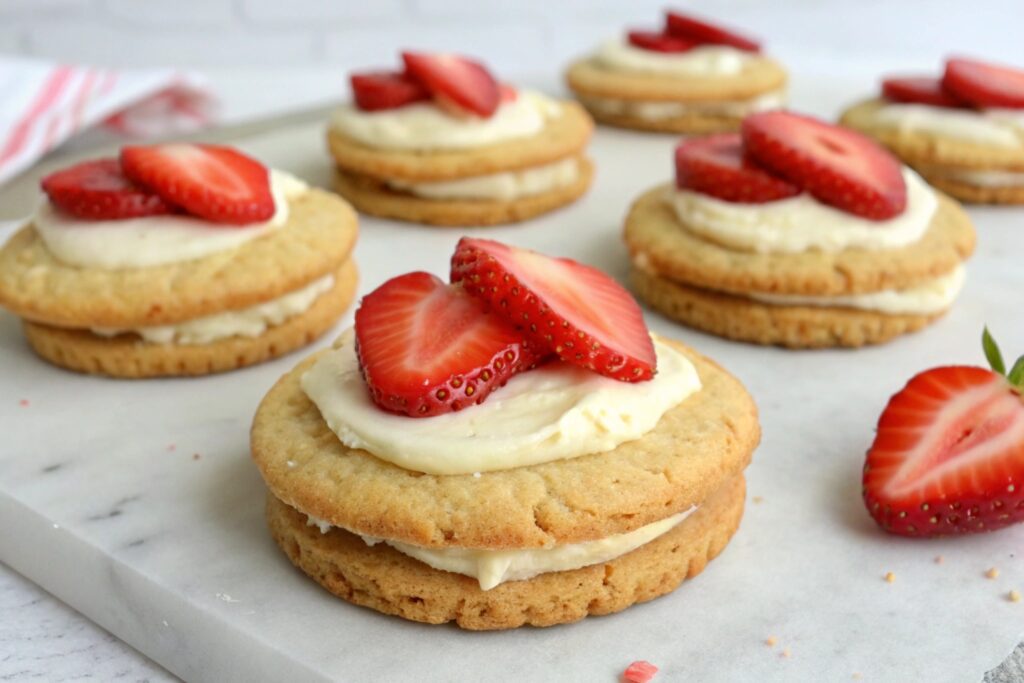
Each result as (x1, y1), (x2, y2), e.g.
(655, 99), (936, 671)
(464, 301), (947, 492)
(166, 444), (176, 452)
(752, 496), (764, 504)
(934, 555), (944, 564)
(1009, 590), (1021, 603)
(765, 636), (777, 647)
(986, 567), (1000, 579)
(192, 453), (201, 461)
(623, 660), (658, 682)
(781, 648), (792, 659)
(852, 673), (863, 680)
(18, 399), (29, 407)
(884, 571), (895, 583)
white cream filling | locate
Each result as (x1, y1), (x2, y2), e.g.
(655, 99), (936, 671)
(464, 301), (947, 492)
(301, 330), (700, 475)
(594, 38), (754, 76)
(869, 103), (1024, 149)
(386, 157), (580, 200)
(330, 90), (562, 151)
(927, 167), (1024, 187)
(34, 170), (308, 270)
(91, 274), (334, 345)
(307, 506), (697, 590)
(748, 265), (965, 315)
(666, 167), (937, 254)
(580, 90), (784, 121)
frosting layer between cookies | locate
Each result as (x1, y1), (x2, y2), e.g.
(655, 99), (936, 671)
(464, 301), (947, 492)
(666, 167), (937, 254)
(307, 504), (697, 590)
(579, 90), (784, 121)
(748, 264), (964, 315)
(330, 90), (562, 151)
(867, 103), (1024, 149)
(594, 39), (754, 76)
(33, 170), (308, 269)
(91, 273), (335, 345)
(386, 157), (580, 200)
(301, 330), (700, 475)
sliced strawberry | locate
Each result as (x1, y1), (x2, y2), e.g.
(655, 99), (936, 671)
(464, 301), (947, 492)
(450, 238), (656, 382)
(675, 133), (800, 203)
(354, 272), (538, 417)
(401, 52), (500, 117)
(40, 158), (176, 220)
(627, 30), (696, 53)
(863, 329), (1024, 537)
(120, 144), (274, 225)
(623, 661), (659, 683)
(881, 76), (966, 108)
(499, 84), (518, 103)
(742, 111), (907, 220)
(351, 70), (430, 111)
(942, 57), (1024, 109)
(665, 11), (760, 52)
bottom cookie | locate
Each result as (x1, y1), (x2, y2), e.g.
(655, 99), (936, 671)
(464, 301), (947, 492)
(266, 474), (745, 631)
(23, 260), (358, 378)
(332, 157), (594, 227)
(632, 267), (940, 349)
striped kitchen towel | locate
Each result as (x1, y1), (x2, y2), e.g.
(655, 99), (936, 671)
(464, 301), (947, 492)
(0, 57), (216, 185)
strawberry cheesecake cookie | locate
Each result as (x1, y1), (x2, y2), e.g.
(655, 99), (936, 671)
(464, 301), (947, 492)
(0, 145), (358, 378)
(327, 51), (594, 227)
(565, 9), (787, 134)
(841, 57), (1024, 204)
(863, 328), (1024, 536)
(625, 111), (977, 348)
(252, 238), (760, 630)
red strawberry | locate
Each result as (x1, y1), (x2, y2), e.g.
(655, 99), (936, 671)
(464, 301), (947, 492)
(40, 158), (176, 220)
(623, 661), (659, 683)
(627, 30), (696, 53)
(742, 111), (907, 220)
(499, 84), (518, 103)
(350, 70), (430, 111)
(942, 57), (1024, 108)
(675, 133), (800, 203)
(450, 238), (656, 382)
(354, 272), (538, 417)
(401, 52), (500, 117)
(882, 76), (966, 108)
(863, 329), (1024, 537)
(665, 11), (760, 52)
(120, 144), (274, 225)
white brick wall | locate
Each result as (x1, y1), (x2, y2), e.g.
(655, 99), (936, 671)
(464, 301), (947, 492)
(0, 0), (1020, 77)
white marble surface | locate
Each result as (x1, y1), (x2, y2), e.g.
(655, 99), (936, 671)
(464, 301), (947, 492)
(1, 75), (1023, 682)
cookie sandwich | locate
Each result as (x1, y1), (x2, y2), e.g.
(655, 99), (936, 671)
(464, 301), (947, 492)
(0, 144), (358, 378)
(625, 111), (976, 348)
(252, 238), (759, 630)
(565, 9), (786, 134)
(840, 57), (1024, 204)
(327, 51), (594, 227)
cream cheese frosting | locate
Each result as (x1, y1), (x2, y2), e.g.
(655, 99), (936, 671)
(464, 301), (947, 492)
(330, 90), (562, 151)
(34, 170), (308, 270)
(594, 38), (754, 76)
(579, 90), (784, 121)
(307, 505), (697, 590)
(301, 330), (701, 475)
(748, 264), (965, 315)
(928, 167), (1024, 187)
(666, 167), (937, 254)
(869, 103), (1024, 149)
(92, 274), (334, 345)
(387, 157), (580, 200)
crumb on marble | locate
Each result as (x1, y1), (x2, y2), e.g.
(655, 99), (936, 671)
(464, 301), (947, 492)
(852, 673), (863, 680)
(18, 399), (29, 407)
(765, 636), (778, 647)
(752, 496), (764, 504)
(986, 567), (1000, 579)
(934, 555), (944, 564)
(781, 648), (792, 659)
(192, 453), (201, 461)
(885, 572), (896, 584)
(1009, 590), (1021, 603)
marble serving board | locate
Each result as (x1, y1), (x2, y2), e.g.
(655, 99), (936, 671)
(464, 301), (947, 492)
(1, 78), (1023, 683)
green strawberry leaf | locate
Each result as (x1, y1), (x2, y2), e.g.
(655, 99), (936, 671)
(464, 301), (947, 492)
(983, 327), (1006, 375)
(1008, 355), (1024, 388)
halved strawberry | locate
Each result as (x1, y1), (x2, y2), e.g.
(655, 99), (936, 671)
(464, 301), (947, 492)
(942, 57), (1024, 109)
(351, 70), (430, 111)
(401, 52), (500, 117)
(742, 111), (907, 220)
(499, 84), (518, 103)
(881, 76), (966, 108)
(665, 10), (760, 52)
(675, 133), (800, 203)
(623, 661), (659, 683)
(450, 238), (656, 382)
(627, 30), (695, 53)
(120, 144), (274, 225)
(40, 158), (176, 220)
(863, 329), (1024, 537)
(354, 272), (538, 417)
